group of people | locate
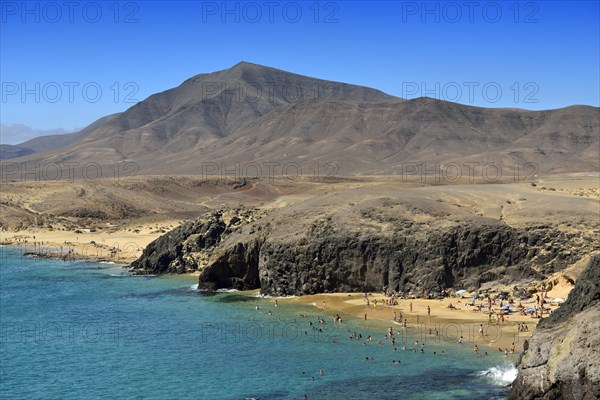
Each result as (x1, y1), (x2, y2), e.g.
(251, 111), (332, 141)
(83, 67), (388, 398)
(257, 290), (534, 399)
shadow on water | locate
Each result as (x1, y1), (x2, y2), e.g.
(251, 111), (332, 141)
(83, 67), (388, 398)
(120, 286), (204, 299)
(299, 367), (509, 400)
(120, 290), (257, 303)
(212, 294), (258, 303)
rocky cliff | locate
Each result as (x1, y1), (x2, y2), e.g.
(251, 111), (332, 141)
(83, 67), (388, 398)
(130, 202), (597, 295)
(130, 208), (260, 274)
(509, 255), (600, 400)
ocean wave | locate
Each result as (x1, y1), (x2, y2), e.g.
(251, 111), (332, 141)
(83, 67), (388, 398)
(189, 284), (199, 291)
(478, 363), (518, 387)
(216, 288), (239, 293)
(253, 292), (296, 299)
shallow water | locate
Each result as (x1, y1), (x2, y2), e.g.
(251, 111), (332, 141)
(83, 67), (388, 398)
(1, 247), (515, 399)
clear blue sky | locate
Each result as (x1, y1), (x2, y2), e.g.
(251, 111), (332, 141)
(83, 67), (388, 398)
(1, 0), (599, 139)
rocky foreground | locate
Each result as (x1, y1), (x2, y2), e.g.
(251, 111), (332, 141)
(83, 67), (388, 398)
(510, 254), (600, 400)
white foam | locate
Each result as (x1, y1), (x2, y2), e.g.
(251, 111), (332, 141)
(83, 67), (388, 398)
(478, 363), (518, 387)
(216, 288), (239, 293)
(252, 292), (296, 299)
(189, 284), (199, 290)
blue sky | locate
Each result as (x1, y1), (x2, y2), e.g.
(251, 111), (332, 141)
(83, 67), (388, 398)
(1, 1), (599, 142)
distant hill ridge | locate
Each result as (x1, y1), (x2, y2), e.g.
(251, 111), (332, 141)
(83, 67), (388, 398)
(3, 62), (599, 177)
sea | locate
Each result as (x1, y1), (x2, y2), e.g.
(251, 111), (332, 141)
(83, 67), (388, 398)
(1, 246), (517, 399)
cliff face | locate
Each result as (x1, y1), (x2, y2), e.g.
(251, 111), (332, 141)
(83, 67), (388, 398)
(253, 222), (558, 295)
(130, 206), (596, 296)
(510, 255), (600, 400)
(130, 212), (227, 274)
(130, 209), (260, 274)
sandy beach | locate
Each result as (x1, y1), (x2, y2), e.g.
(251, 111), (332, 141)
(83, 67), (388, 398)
(0, 225), (169, 263)
(280, 290), (572, 351)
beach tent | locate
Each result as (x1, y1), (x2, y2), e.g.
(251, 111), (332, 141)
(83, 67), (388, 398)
(456, 289), (467, 294)
(553, 297), (565, 303)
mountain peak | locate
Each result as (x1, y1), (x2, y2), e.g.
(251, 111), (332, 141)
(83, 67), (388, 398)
(9, 63), (597, 176)
(224, 61), (288, 78)
(231, 61), (263, 69)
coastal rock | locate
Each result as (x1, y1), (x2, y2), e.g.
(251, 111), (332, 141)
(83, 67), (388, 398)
(131, 207), (596, 295)
(130, 208), (261, 274)
(509, 254), (600, 400)
(198, 239), (264, 290)
(129, 211), (227, 274)
(244, 223), (579, 296)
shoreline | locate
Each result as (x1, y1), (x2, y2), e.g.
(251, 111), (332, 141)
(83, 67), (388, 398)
(277, 292), (561, 351)
(2, 229), (569, 352)
(0, 227), (164, 264)
(1, 242), (201, 279)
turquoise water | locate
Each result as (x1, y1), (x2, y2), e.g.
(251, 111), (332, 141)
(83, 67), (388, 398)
(1, 247), (515, 399)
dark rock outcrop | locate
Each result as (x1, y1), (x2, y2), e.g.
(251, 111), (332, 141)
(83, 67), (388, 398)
(130, 207), (596, 295)
(224, 222), (585, 296)
(130, 212), (227, 274)
(130, 208), (260, 274)
(510, 255), (600, 400)
(198, 239), (264, 291)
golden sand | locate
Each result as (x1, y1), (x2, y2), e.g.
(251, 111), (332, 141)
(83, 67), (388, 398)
(1, 225), (168, 263)
(280, 291), (567, 350)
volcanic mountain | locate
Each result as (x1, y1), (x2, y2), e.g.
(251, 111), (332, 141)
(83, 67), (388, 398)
(5, 62), (599, 177)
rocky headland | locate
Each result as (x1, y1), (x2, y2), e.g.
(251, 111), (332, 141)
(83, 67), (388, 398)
(130, 184), (599, 296)
(509, 254), (600, 400)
